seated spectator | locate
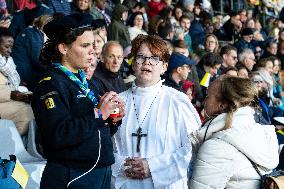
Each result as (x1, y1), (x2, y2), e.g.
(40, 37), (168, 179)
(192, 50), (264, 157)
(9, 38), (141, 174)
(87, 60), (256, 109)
(219, 45), (238, 74)
(189, 10), (211, 50)
(179, 14), (192, 52)
(127, 12), (148, 41)
(196, 52), (223, 100)
(107, 4), (130, 49)
(90, 41), (127, 95)
(92, 18), (107, 43)
(256, 69), (284, 121)
(221, 66), (238, 76)
(9, 3), (52, 37)
(189, 75), (279, 189)
(12, 14), (52, 91)
(170, 5), (183, 27)
(245, 18), (255, 29)
(0, 27), (34, 136)
(147, 15), (163, 35)
(44, 0), (71, 15)
(261, 39), (278, 58)
(157, 20), (174, 41)
(90, 0), (111, 26)
(222, 11), (242, 42)
(163, 52), (194, 92)
(71, 0), (92, 13)
(234, 28), (257, 53)
(147, 0), (166, 18)
(196, 34), (219, 58)
(237, 48), (256, 72)
(172, 39), (189, 57)
(237, 65), (249, 78)
(182, 79), (194, 101)
(92, 28), (106, 61)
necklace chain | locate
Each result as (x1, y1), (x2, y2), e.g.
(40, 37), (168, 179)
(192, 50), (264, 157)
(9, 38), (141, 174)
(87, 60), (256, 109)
(131, 85), (162, 129)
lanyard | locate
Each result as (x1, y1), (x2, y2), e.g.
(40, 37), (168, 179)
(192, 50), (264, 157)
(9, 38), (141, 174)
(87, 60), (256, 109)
(53, 63), (99, 107)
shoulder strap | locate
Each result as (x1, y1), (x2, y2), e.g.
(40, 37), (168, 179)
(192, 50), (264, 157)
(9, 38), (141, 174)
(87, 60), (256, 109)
(216, 138), (263, 178)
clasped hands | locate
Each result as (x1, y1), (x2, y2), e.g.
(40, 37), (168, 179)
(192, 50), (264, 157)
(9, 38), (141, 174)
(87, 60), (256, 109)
(98, 91), (125, 122)
(124, 157), (151, 179)
(11, 91), (32, 103)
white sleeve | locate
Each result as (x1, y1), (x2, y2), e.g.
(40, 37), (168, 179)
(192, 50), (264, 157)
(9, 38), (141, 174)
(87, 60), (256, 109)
(189, 139), (235, 189)
(147, 98), (201, 188)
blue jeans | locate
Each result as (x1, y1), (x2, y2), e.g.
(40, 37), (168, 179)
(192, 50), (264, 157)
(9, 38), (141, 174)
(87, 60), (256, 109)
(40, 161), (111, 189)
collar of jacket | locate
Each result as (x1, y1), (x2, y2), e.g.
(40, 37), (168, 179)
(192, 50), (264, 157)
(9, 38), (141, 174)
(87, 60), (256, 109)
(97, 61), (120, 79)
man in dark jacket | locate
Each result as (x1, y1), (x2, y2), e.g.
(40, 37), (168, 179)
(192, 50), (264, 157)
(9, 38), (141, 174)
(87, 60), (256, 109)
(90, 41), (127, 95)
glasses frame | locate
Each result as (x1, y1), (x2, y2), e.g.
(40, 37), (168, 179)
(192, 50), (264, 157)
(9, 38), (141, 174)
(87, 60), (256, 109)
(135, 55), (162, 66)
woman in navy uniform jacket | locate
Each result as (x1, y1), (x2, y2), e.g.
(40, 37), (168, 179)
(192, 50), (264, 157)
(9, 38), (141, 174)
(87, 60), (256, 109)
(31, 13), (125, 189)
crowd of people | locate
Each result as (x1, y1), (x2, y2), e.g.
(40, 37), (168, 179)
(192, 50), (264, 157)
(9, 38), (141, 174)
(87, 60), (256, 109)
(1, 0), (284, 188)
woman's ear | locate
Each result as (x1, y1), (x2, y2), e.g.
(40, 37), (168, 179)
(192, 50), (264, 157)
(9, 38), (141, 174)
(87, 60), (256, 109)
(58, 43), (67, 55)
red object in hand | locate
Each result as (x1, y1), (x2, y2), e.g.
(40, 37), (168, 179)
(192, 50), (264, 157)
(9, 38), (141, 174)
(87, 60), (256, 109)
(109, 107), (120, 118)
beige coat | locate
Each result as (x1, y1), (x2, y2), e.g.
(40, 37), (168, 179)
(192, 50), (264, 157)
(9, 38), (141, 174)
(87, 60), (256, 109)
(0, 72), (34, 135)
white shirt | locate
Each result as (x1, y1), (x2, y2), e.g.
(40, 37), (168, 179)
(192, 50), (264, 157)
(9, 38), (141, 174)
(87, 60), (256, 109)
(112, 80), (201, 189)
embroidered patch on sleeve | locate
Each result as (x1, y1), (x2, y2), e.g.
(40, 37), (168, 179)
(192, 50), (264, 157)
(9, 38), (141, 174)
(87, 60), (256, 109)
(45, 98), (55, 109)
(38, 76), (52, 83)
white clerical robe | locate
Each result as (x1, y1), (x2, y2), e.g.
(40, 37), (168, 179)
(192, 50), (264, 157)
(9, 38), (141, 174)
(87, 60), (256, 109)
(112, 80), (201, 189)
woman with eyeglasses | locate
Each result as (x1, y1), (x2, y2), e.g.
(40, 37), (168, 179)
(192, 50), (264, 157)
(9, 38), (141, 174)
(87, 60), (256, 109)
(189, 75), (279, 189)
(31, 14), (125, 189)
(111, 34), (201, 189)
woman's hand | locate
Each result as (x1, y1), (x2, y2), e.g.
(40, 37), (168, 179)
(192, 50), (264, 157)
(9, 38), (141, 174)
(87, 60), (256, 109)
(10, 91), (32, 103)
(99, 91), (125, 121)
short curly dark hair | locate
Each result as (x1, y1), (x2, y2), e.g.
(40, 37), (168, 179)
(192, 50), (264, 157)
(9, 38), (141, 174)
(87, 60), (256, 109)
(199, 52), (223, 67)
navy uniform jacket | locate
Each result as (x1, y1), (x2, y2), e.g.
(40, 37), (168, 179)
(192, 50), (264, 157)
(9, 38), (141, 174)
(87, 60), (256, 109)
(31, 67), (117, 169)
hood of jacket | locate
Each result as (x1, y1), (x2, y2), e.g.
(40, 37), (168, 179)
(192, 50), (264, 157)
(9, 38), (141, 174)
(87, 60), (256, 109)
(195, 106), (279, 170)
(112, 4), (128, 21)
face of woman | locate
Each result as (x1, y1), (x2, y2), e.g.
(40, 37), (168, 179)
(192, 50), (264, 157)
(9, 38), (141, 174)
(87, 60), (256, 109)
(84, 56), (97, 80)
(78, 0), (89, 11)
(186, 88), (193, 101)
(205, 36), (217, 52)
(0, 36), (13, 58)
(174, 8), (183, 20)
(273, 60), (280, 74)
(204, 80), (224, 118)
(62, 30), (95, 72)
(265, 61), (274, 75)
(133, 14), (144, 29)
(238, 68), (249, 78)
(133, 43), (167, 87)
(93, 33), (104, 56)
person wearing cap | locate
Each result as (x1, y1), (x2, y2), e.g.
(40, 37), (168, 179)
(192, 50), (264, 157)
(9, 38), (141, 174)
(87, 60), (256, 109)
(31, 13), (125, 189)
(107, 4), (131, 49)
(111, 34), (201, 189)
(234, 27), (258, 53)
(163, 52), (195, 92)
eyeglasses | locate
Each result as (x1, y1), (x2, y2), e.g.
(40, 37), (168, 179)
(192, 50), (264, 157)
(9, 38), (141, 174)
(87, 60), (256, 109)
(135, 55), (161, 66)
(181, 65), (192, 70)
(206, 41), (216, 44)
(253, 80), (264, 84)
(231, 56), (238, 60)
(246, 57), (255, 62)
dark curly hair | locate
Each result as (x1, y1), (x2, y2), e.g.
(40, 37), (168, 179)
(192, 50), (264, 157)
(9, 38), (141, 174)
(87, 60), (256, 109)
(130, 34), (170, 63)
(199, 52), (223, 68)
